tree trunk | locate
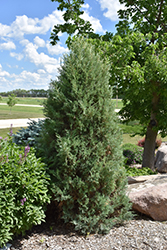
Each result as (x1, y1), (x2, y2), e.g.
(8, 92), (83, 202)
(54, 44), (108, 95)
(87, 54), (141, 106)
(142, 124), (157, 170)
(142, 90), (160, 170)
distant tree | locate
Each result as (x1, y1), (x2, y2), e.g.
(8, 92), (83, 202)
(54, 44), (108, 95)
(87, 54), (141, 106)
(7, 94), (17, 113)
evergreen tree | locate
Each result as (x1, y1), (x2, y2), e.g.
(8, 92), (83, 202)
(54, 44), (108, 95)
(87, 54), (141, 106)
(39, 37), (132, 234)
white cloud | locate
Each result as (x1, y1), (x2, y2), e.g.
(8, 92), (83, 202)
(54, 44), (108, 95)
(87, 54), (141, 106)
(0, 41), (16, 50)
(10, 52), (24, 61)
(19, 39), (30, 46)
(82, 3), (90, 9)
(23, 41), (60, 74)
(0, 23), (11, 37)
(0, 67), (52, 89)
(6, 10), (64, 39)
(81, 11), (105, 33)
(34, 36), (45, 48)
(37, 69), (46, 74)
(0, 64), (10, 77)
(46, 41), (69, 55)
(97, 0), (125, 21)
(39, 10), (65, 34)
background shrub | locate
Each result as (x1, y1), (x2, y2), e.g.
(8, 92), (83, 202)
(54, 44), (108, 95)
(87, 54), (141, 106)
(12, 119), (44, 147)
(122, 143), (143, 165)
(0, 137), (50, 247)
(38, 37), (132, 234)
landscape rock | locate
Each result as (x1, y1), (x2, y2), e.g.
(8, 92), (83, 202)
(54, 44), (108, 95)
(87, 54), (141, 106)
(155, 144), (167, 173)
(127, 174), (167, 221)
(127, 174), (160, 184)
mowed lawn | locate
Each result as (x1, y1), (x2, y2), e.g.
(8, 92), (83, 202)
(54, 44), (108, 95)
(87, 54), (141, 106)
(0, 105), (44, 119)
(0, 97), (46, 106)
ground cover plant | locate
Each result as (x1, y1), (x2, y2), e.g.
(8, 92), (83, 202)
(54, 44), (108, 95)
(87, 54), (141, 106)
(38, 37), (132, 234)
(0, 105), (44, 119)
(0, 136), (50, 247)
(124, 165), (156, 176)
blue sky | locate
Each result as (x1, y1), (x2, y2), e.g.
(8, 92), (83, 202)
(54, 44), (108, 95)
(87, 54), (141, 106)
(0, 0), (124, 92)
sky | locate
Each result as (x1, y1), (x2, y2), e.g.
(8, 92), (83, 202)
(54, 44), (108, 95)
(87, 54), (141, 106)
(0, 0), (125, 92)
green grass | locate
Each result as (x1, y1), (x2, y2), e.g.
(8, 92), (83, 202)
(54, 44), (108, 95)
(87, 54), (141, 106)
(112, 99), (123, 109)
(0, 97), (122, 108)
(0, 127), (27, 139)
(0, 97), (46, 105)
(0, 105), (44, 119)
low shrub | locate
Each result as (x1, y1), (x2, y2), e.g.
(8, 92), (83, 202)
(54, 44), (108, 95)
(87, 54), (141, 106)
(12, 119), (44, 147)
(122, 143), (143, 165)
(0, 137), (50, 247)
(137, 137), (162, 149)
(124, 165), (157, 176)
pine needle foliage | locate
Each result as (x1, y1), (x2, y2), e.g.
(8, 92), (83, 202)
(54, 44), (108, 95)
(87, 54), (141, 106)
(39, 37), (132, 234)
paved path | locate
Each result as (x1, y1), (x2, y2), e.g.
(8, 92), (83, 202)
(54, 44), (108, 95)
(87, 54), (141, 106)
(0, 103), (120, 129)
(0, 103), (42, 107)
(0, 103), (44, 128)
(0, 118), (45, 129)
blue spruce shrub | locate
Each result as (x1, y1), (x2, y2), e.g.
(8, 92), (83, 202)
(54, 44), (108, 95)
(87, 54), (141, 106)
(12, 119), (44, 147)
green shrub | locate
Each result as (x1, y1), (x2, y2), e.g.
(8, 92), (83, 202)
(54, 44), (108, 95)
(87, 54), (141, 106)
(38, 37), (132, 234)
(122, 143), (143, 165)
(120, 120), (143, 134)
(12, 119), (44, 147)
(0, 137), (50, 247)
(124, 165), (157, 176)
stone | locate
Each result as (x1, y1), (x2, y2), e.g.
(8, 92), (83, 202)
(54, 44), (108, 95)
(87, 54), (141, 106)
(127, 174), (160, 184)
(0, 243), (12, 250)
(127, 174), (167, 221)
(155, 144), (167, 173)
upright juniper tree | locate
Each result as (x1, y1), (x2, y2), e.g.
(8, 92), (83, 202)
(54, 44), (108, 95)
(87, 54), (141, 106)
(39, 37), (132, 234)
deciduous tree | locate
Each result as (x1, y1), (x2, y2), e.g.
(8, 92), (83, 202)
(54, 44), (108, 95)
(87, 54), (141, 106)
(50, 0), (167, 169)
(7, 94), (17, 113)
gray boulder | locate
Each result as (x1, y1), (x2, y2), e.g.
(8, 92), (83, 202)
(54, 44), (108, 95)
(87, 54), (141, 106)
(155, 144), (167, 173)
(127, 174), (167, 221)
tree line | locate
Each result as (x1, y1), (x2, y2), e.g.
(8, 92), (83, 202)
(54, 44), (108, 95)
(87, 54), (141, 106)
(0, 89), (48, 97)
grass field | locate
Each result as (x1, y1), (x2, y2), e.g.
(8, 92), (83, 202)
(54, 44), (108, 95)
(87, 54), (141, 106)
(0, 105), (44, 119)
(0, 97), (165, 144)
(112, 99), (123, 109)
(0, 97), (46, 105)
(0, 97), (123, 108)
(0, 127), (27, 139)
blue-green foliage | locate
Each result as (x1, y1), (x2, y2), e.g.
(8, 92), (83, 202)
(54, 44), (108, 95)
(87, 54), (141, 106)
(0, 137), (50, 247)
(122, 143), (143, 165)
(12, 119), (44, 147)
(38, 37), (132, 234)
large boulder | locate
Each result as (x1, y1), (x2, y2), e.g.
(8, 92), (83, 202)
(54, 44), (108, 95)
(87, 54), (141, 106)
(155, 143), (167, 173)
(127, 174), (167, 221)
